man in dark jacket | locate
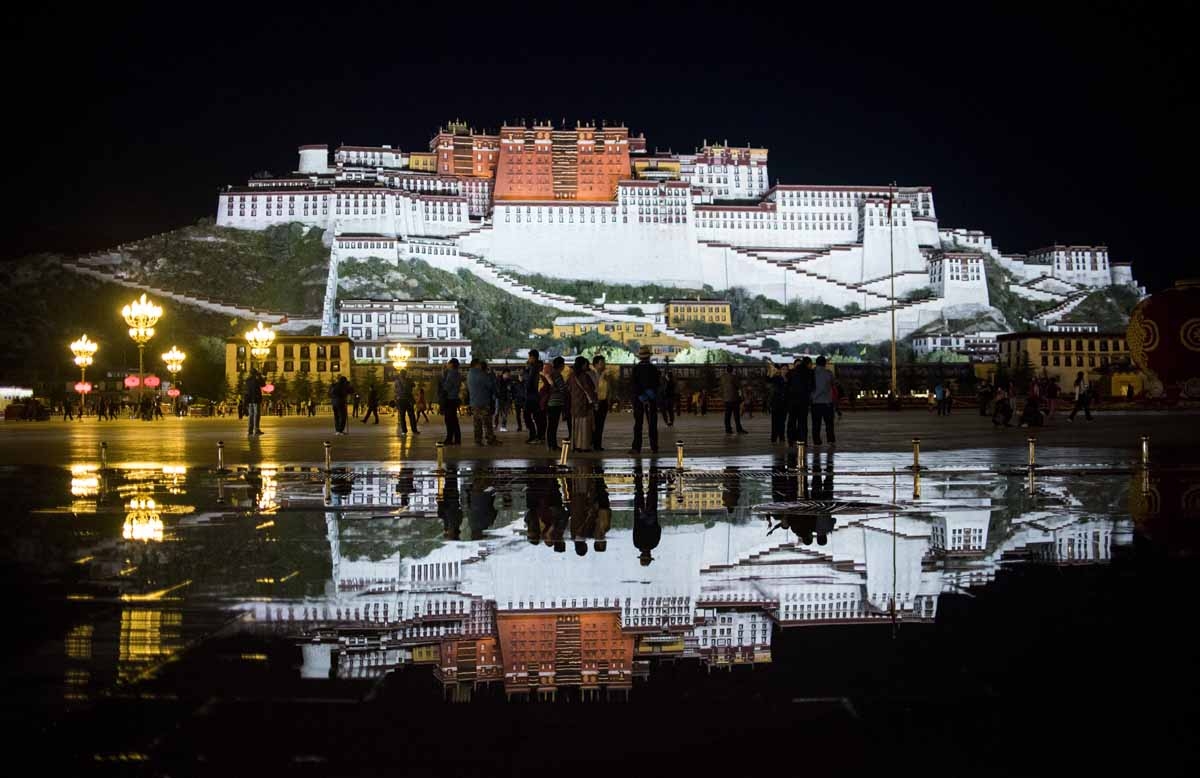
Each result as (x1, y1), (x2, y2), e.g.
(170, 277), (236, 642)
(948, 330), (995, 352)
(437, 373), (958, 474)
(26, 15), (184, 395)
(330, 375), (353, 434)
(244, 368), (265, 436)
(361, 384), (380, 424)
(393, 369), (418, 434)
(630, 345), (660, 454)
(440, 358), (463, 444)
(523, 349), (544, 443)
(786, 357), (814, 445)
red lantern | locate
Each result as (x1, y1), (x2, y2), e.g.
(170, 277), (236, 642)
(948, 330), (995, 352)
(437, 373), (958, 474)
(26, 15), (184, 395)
(143, 375), (161, 388)
(262, 382), (275, 394)
(1129, 280), (1200, 398)
(166, 388), (181, 398)
(124, 375), (141, 389)
(74, 381), (92, 394)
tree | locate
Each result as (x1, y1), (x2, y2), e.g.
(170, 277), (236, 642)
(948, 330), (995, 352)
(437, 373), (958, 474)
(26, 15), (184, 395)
(293, 372), (312, 405)
(312, 376), (328, 406)
(273, 375), (290, 405)
(1013, 351), (1034, 394)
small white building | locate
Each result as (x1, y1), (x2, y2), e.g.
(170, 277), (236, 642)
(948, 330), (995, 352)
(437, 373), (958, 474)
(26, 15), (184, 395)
(337, 299), (472, 365)
(1028, 245), (1112, 286)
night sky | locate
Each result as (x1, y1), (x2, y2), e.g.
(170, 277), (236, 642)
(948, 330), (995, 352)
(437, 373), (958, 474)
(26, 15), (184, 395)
(3, 3), (1193, 292)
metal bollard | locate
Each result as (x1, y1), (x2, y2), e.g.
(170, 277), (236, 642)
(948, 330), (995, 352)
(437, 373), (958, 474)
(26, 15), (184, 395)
(435, 442), (444, 472)
(909, 438), (921, 471)
(99, 442), (107, 470)
(1141, 435), (1150, 467)
(1027, 437), (1037, 469)
(216, 440), (225, 471)
(676, 440), (685, 470)
(797, 441), (807, 470)
(558, 437), (570, 467)
(324, 440), (332, 472)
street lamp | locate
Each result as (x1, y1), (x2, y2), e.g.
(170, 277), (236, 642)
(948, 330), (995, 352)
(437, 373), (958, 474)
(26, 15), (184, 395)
(388, 344), (412, 371)
(245, 321), (276, 370)
(121, 294), (162, 411)
(162, 346), (186, 415)
(70, 334), (98, 416)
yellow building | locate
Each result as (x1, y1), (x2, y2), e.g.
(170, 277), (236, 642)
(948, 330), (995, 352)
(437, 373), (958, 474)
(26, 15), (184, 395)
(225, 335), (354, 390)
(665, 299), (732, 328)
(551, 316), (690, 357)
(408, 151), (438, 172)
(995, 328), (1141, 397)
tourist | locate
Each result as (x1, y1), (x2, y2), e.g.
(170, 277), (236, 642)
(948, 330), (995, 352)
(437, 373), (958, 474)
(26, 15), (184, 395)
(361, 384), (380, 424)
(416, 385), (429, 423)
(244, 368), (264, 436)
(810, 355), (836, 445)
(1046, 377), (1060, 420)
(330, 375), (353, 435)
(691, 389), (701, 415)
(543, 356), (568, 451)
(352, 391), (361, 419)
(978, 382), (994, 416)
(934, 382), (946, 416)
(991, 385), (1013, 427)
(62, 399), (74, 421)
(633, 464), (661, 566)
(511, 370), (525, 434)
(495, 368), (513, 432)
(767, 361), (788, 444)
(468, 359), (500, 446)
(720, 364), (748, 435)
(786, 357), (813, 445)
(568, 356), (597, 452)
(699, 389), (709, 415)
(944, 384), (953, 414)
(393, 368), (418, 434)
(591, 355), (612, 451)
(1067, 371), (1094, 422)
(523, 350), (545, 443)
(439, 358), (463, 444)
(308, 399), (317, 417)
(660, 365), (677, 426)
(1019, 395), (1044, 428)
(630, 345), (660, 454)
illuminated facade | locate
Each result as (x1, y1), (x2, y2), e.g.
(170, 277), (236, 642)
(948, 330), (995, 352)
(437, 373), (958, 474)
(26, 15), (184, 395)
(551, 316), (690, 357)
(224, 334), (353, 389)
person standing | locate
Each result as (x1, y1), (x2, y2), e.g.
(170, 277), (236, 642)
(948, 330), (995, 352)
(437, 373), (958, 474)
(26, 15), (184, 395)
(329, 375), (353, 435)
(511, 367), (526, 434)
(1046, 377), (1060, 420)
(468, 359), (500, 446)
(720, 365), (748, 434)
(568, 356), (597, 452)
(786, 357), (813, 445)
(934, 382), (946, 416)
(393, 368), (419, 434)
(591, 355), (611, 451)
(351, 392), (361, 420)
(416, 385), (429, 423)
(810, 355), (836, 446)
(660, 366), (677, 427)
(1067, 371), (1094, 422)
(767, 361), (788, 444)
(440, 358), (463, 444)
(244, 368), (264, 436)
(361, 384), (380, 424)
(630, 345), (660, 454)
(543, 357), (568, 451)
(495, 368), (513, 432)
(523, 350), (545, 443)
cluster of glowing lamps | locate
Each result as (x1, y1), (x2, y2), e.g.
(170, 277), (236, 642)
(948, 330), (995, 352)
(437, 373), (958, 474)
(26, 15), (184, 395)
(388, 344), (412, 371)
(121, 294), (163, 403)
(162, 345), (185, 399)
(123, 496), (164, 543)
(69, 334), (98, 401)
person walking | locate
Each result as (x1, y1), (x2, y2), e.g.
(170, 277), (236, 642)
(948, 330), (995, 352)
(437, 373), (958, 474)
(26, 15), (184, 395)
(720, 365), (748, 434)
(495, 368), (513, 432)
(523, 350), (545, 443)
(568, 356), (597, 452)
(1046, 377), (1060, 420)
(351, 392), (361, 419)
(660, 366), (677, 427)
(810, 355), (836, 446)
(991, 385), (1014, 427)
(786, 357), (814, 445)
(468, 359), (500, 446)
(416, 385), (429, 423)
(767, 361), (788, 444)
(978, 382), (994, 416)
(543, 357), (568, 451)
(244, 368), (264, 436)
(361, 384), (380, 424)
(591, 355), (611, 451)
(393, 369), (419, 434)
(329, 375), (353, 435)
(1067, 371), (1094, 422)
(440, 358), (463, 444)
(630, 345), (660, 454)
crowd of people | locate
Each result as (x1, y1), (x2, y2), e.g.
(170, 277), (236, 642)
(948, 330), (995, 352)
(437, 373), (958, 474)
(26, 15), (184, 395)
(976, 371), (1097, 428)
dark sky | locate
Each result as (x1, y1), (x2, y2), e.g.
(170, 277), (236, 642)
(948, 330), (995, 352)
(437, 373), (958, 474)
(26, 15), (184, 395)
(3, 3), (1192, 291)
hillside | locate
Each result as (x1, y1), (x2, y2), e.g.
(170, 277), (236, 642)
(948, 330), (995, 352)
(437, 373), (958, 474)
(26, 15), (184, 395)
(1059, 285), (1142, 330)
(88, 220), (329, 314)
(336, 257), (562, 357)
(0, 255), (249, 398)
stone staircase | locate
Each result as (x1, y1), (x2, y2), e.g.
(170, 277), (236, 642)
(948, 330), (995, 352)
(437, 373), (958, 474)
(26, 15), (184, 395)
(1034, 290), (1091, 325)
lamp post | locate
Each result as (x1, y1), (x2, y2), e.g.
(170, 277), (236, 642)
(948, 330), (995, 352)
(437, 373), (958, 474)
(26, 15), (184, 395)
(162, 346), (186, 415)
(888, 182), (898, 406)
(121, 294), (162, 415)
(245, 321), (276, 372)
(387, 344), (412, 372)
(70, 334), (98, 417)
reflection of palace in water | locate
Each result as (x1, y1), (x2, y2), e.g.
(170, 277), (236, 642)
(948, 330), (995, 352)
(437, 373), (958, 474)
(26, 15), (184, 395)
(230, 465), (1134, 699)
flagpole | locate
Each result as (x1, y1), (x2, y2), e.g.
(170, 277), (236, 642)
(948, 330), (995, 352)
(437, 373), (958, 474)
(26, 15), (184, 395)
(889, 181), (898, 408)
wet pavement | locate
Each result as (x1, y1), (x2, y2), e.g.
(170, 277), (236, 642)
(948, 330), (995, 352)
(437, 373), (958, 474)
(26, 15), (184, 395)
(1, 434), (1199, 773)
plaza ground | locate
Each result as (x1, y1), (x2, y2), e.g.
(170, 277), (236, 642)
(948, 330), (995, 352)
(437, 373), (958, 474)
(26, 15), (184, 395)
(2, 406), (1195, 469)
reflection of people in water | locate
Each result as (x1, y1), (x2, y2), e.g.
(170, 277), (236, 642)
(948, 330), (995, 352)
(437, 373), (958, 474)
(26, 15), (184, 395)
(594, 467), (611, 553)
(438, 466), (463, 540)
(568, 464), (600, 556)
(467, 474), (498, 540)
(396, 467), (415, 508)
(633, 465), (661, 566)
(771, 461), (798, 503)
(722, 465), (741, 514)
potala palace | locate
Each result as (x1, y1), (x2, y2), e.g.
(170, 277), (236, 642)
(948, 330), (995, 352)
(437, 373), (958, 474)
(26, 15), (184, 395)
(215, 120), (1142, 356)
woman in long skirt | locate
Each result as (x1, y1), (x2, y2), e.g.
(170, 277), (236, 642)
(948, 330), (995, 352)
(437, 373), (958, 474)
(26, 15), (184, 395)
(568, 356), (597, 452)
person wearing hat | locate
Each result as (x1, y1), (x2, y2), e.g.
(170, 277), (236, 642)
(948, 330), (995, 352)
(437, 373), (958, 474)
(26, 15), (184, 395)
(633, 465), (661, 566)
(630, 345), (660, 454)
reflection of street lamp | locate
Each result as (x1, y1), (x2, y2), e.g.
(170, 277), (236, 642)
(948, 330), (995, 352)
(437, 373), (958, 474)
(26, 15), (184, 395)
(70, 334), (98, 415)
(123, 497), (164, 542)
(388, 344), (412, 371)
(122, 294), (162, 410)
(245, 322), (276, 371)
